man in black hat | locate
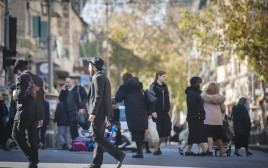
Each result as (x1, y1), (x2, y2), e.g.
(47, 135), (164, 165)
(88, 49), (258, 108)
(86, 57), (126, 168)
(11, 60), (44, 168)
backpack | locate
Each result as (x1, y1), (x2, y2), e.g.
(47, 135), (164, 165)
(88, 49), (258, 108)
(26, 74), (40, 99)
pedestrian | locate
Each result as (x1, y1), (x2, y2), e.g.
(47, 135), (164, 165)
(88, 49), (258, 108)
(11, 60), (44, 168)
(37, 99), (50, 149)
(59, 76), (87, 145)
(86, 57), (126, 168)
(111, 98), (122, 148)
(115, 73), (151, 158)
(185, 76), (207, 156)
(54, 101), (70, 150)
(232, 97), (252, 156)
(203, 82), (228, 156)
(0, 91), (9, 151)
(149, 70), (171, 155)
(6, 84), (18, 149)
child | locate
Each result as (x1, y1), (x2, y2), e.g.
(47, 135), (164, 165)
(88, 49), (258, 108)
(108, 121), (120, 145)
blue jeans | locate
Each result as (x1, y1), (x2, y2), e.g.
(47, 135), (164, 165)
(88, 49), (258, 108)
(58, 126), (70, 146)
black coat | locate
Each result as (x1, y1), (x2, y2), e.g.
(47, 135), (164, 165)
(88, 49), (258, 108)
(54, 102), (70, 126)
(13, 71), (44, 121)
(115, 77), (149, 133)
(232, 104), (251, 136)
(88, 71), (113, 119)
(9, 95), (17, 119)
(149, 82), (170, 113)
(59, 84), (88, 110)
(43, 100), (50, 125)
(185, 86), (205, 121)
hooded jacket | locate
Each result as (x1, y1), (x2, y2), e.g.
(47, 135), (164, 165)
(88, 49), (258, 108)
(149, 82), (170, 113)
(185, 86), (205, 121)
(115, 77), (149, 132)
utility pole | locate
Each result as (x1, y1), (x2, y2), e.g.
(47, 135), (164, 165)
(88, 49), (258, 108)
(105, 1), (110, 79)
(47, 0), (53, 93)
(4, 0), (9, 105)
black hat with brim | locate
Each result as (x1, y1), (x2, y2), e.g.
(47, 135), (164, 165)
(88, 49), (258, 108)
(87, 57), (106, 70)
(13, 60), (28, 74)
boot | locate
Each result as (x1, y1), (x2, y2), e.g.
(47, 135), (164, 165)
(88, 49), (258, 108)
(132, 141), (143, 158)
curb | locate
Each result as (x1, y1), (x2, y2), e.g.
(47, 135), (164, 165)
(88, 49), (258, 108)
(248, 145), (268, 153)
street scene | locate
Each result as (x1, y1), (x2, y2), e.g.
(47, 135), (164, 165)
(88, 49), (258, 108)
(0, 0), (268, 168)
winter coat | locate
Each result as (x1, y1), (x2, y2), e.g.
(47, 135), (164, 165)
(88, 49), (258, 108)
(54, 102), (70, 126)
(232, 104), (251, 136)
(185, 86), (205, 121)
(203, 93), (225, 125)
(149, 82), (170, 113)
(59, 85), (88, 111)
(115, 77), (149, 133)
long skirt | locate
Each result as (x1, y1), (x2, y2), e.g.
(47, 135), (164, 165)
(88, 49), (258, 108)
(188, 120), (207, 144)
(235, 134), (249, 149)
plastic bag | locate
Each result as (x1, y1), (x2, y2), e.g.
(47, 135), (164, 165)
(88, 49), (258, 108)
(148, 118), (159, 142)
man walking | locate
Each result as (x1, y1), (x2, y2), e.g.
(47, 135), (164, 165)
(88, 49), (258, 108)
(12, 60), (44, 168)
(86, 57), (126, 168)
(59, 76), (87, 142)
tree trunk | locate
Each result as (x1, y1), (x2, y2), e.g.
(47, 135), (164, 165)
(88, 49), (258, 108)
(259, 80), (267, 129)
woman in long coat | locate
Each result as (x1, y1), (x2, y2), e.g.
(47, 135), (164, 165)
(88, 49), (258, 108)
(185, 76), (207, 156)
(115, 73), (150, 158)
(232, 97), (252, 156)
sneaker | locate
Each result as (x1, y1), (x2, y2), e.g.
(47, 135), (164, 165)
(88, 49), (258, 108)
(146, 149), (152, 153)
(185, 152), (197, 156)
(205, 150), (213, 156)
(28, 160), (39, 168)
(153, 150), (161, 155)
(158, 148), (162, 154)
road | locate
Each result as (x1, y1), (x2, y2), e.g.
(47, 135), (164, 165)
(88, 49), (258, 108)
(0, 145), (267, 168)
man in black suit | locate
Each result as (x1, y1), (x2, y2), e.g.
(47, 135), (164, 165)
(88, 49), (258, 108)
(85, 57), (126, 168)
(12, 60), (44, 168)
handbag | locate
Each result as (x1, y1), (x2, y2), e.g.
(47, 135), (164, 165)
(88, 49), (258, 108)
(145, 89), (157, 103)
(76, 85), (90, 130)
(148, 118), (159, 142)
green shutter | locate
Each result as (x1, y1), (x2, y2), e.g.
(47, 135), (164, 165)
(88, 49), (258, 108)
(64, 49), (69, 58)
(32, 16), (40, 37)
(40, 21), (48, 42)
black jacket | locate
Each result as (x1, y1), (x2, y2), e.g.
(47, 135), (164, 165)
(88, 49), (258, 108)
(59, 84), (88, 111)
(43, 100), (50, 125)
(88, 72), (113, 119)
(115, 77), (149, 132)
(9, 95), (17, 119)
(185, 86), (205, 121)
(232, 104), (251, 136)
(13, 71), (44, 121)
(54, 102), (70, 126)
(149, 82), (170, 113)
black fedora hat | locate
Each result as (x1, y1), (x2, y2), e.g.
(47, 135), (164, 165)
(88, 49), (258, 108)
(13, 60), (28, 74)
(87, 57), (106, 70)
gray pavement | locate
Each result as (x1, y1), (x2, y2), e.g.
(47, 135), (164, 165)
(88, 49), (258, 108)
(0, 145), (268, 168)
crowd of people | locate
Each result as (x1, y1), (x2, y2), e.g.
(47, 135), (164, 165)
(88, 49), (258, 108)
(0, 57), (255, 168)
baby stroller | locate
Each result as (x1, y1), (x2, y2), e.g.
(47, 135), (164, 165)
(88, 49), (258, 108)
(213, 119), (233, 156)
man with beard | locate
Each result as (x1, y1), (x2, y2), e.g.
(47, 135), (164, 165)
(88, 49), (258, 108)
(85, 57), (126, 168)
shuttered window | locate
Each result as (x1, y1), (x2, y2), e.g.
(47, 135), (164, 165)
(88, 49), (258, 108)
(40, 21), (48, 42)
(32, 16), (40, 37)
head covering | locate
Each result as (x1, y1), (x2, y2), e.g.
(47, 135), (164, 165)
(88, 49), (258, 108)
(13, 60), (28, 74)
(87, 57), (105, 70)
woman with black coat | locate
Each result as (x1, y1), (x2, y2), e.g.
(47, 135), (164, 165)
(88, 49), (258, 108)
(115, 73), (151, 158)
(232, 97), (252, 156)
(185, 76), (207, 156)
(149, 70), (172, 155)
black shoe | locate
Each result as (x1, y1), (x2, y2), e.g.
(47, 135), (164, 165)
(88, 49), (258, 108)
(179, 147), (184, 155)
(199, 152), (207, 156)
(69, 147), (74, 151)
(205, 150), (213, 156)
(158, 148), (162, 154)
(83, 164), (101, 168)
(132, 153), (144, 158)
(153, 150), (161, 155)
(185, 152), (197, 156)
(28, 160), (39, 168)
(234, 152), (242, 156)
(9, 141), (17, 149)
(146, 149), (152, 153)
(246, 151), (252, 156)
(117, 153), (126, 168)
